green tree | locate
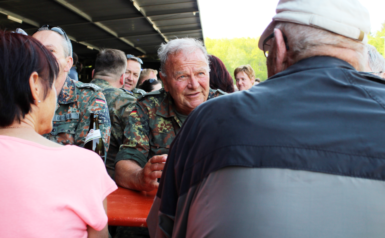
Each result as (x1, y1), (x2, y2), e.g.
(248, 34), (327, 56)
(368, 22), (385, 57)
(205, 37), (267, 82)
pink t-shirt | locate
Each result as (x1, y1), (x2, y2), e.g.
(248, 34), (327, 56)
(0, 136), (117, 238)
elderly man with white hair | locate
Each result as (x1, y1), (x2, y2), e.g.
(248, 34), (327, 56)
(114, 38), (226, 191)
(147, 0), (385, 237)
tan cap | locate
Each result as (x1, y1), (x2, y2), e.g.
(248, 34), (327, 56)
(258, 0), (371, 50)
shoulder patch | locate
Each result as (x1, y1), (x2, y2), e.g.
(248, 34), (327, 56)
(75, 82), (101, 91)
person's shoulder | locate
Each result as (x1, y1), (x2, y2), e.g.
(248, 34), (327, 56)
(75, 80), (102, 92)
(133, 88), (147, 96)
(208, 88), (227, 99)
(137, 88), (166, 106)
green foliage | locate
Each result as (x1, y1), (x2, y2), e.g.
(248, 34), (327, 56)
(205, 37), (267, 82)
(368, 23), (385, 57)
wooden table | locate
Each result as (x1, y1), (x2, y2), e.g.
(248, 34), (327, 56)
(107, 186), (157, 227)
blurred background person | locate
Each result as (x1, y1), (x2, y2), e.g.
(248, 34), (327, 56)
(138, 78), (162, 92)
(209, 55), (234, 93)
(138, 68), (158, 86)
(366, 44), (385, 78)
(68, 52), (79, 81)
(124, 54), (146, 98)
(0, 31), (116, 238)
(234, 64), (256, 91)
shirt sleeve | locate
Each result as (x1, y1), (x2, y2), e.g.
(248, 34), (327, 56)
(75, 90), (111, 154)
(115, 102), (150, 167)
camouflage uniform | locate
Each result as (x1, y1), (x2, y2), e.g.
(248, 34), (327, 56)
(115, 88), (226, 167)
(122, 87), (146, 98)
(43, 77), (111, 155)
(90, 78), (136, 178)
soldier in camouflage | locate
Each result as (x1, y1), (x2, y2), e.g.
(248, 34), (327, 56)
(90, 49), (136, 179)
(115, 38), (226, 191)
(123, 54), (146, 98)
(33, 26), (111, 155)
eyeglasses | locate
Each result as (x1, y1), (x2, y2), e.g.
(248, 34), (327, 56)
(126, 54), (143, 64)
(262, 31), (290, 58)
(38, 25), (72, 57)
(12, 28), (28, 36)
(148, 78), (157, 83)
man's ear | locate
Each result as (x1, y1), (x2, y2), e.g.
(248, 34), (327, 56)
(29, 72), (40, 105)
(119, 73), (125, 86)
(159, 73), (168, 92)
(273, 28), (288, 72)
(64, 56), (73, 73)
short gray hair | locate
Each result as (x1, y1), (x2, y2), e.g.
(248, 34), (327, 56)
(367, 44), (385, 72)
(158, 38), (209, 78)
(37, 27), (72, 58)
(275, 22), (366, 67)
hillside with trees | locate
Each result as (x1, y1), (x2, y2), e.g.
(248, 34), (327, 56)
(206, 24), (385, 83)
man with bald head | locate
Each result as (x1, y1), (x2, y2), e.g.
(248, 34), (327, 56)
(148, 0), (385, 237)
(33, 26), (111, 155)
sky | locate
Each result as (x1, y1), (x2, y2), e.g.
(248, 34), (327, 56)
(198, 0), (385, 39)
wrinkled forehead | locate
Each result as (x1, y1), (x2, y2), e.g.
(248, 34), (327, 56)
(166, 50), (208, 70)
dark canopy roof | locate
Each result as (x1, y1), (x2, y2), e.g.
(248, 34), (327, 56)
(0, 0), (204, 59)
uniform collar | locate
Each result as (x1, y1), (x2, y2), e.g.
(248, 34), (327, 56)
(90, 78), (111, 89)
(57, 76), (77, 104)
(269, 56), (355, 81)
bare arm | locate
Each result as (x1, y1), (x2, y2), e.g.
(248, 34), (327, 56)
(115, 155), (167, 191)
(87, 199), (108, 238)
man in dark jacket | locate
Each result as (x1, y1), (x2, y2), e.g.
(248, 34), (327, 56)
(147, 0), (385, 237)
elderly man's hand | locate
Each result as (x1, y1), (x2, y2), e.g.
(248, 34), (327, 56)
(139, 154), (167, 191)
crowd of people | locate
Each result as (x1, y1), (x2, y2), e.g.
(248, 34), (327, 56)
(2, 0), (385, 237)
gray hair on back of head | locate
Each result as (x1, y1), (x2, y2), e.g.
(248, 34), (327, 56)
(158, 38), (209, 78)
(366, 44), (385, 73)
(275, 22), (366, 69)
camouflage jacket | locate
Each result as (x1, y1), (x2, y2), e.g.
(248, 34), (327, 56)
(122, 87), (146, 98)
(43, 77), (111, 154)
(90, 78), (136, 178)
(115, 88), (226, 167)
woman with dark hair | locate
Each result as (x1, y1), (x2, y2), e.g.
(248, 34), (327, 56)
(138, 78), (162, 92)
(208, 55), (235, 93)
(0, 31), (116, 238)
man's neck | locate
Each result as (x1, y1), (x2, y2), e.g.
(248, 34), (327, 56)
(56, 74), (68, 96)
(94, 75), (121, 88)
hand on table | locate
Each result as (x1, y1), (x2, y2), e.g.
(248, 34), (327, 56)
(139, 154), (167, 191)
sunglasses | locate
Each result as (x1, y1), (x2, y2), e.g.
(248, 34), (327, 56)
(148, 78), (157, 83)
(126, 54), (143, 64)
(262, 31), (290, 57)
(12, 28), (28, 36)
(38, 25), (72, 56)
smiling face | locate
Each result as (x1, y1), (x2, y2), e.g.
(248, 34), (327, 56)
(33, 30), (72, 94)
(124, 60), (141, 91)
(235, 71), (254, 91)
(160, 51), (210, 115)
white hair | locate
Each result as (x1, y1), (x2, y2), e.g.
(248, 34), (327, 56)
(158, 38), (209, 78)
(275, 22), (366, 67)
(366, 44), (385, 72)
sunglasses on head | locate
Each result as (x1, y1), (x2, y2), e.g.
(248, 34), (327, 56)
(126, 54), (143, 64)
(38, 25), (72, 56)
